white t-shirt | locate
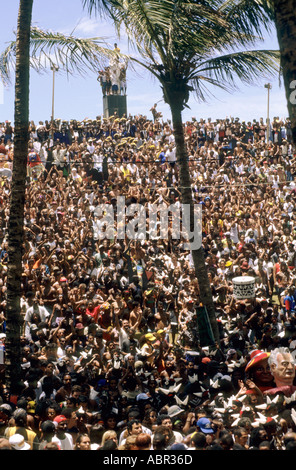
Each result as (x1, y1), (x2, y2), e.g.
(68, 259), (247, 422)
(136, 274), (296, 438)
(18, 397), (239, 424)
(24, 304), (50, 323)
(165, 147), (176, 162)
(53, 433), (74, 450)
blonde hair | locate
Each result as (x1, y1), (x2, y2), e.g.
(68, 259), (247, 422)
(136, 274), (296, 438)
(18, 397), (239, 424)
(118, 435), (137, 450)
(101, 430), (117, 446)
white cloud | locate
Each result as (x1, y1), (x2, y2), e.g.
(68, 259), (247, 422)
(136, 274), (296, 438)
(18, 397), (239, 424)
(74, 17), (109, 38)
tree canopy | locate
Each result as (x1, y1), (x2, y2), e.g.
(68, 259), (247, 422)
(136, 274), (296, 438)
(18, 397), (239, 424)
(83, 0), (280, 110)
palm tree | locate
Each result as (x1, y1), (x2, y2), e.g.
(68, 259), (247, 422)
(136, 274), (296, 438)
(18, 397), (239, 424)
(83, 0), (280, 343)
(270, 0), (296, 144)
(1, 8), (121, 393)
(5, 0), (33, 395)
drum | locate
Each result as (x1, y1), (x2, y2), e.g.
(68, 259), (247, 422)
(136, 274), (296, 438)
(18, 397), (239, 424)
(232, 276), (255, 299)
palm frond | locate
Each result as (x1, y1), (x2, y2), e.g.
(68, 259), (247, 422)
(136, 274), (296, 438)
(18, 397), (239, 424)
(81, 0), (118, 19)
(82, 0), (281, 109)
(195, 49), (280, 89)
(219, 0), (275, 39)
(108, 0), (176, 64)
(190, 74), (232, 103)
(0, 26), (128, 83)
(29, 27), (119, 75)
(0, 41), (14, 86)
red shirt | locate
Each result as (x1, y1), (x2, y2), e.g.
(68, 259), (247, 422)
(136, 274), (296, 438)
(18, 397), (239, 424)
(85, 305), (101, 323)
(28, 151), (41, 167)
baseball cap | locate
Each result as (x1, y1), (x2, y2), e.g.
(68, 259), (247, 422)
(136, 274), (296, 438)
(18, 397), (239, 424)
(196, 417), (214, 434)
(136, 393), (150, 402)
(41, 420), (56, 433)
(27, 401), (36, 414)
(156, 329), (165, 335)
(0, 404), (12, 417)
(53, 415), (68, 424)
(145, 333), (156, 342)
(167, 405), (184, 418)
(9, 434), (31, 450)
(169, 443), (187, 450)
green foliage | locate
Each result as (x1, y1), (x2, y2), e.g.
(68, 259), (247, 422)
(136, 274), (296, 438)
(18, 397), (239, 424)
(0, 26), (126, 85)
(83, 0), (280, 108)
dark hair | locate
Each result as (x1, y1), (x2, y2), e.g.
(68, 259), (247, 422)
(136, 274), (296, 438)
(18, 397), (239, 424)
(16, 398), (28, 410)
(249, 426), (266, 448)
(232, 443), (247, 450)
(219, 432), (234, 450)
(13, 409), (27, 427)
(65, 396), (79, 407)
(233, 426), (247, 439)
(259, 440), (271, 450)
(286, 440), (296, 450)
(191, 432), (207, 449)
(128, 409), (140, 420)
(284, 434), (296, 448)
(157, 414), (171, 425)
(100, 440), (117, 450)
(44, 442), (60, 450)
(61, 407), (75, 419)
(41, 420), (56, 434)
(89, 424), (105, 446)
(127, 419), (141, 434)
(208, 443), (224, 450)
(78, 395), (89, 405)
(152, 432), (166, 450)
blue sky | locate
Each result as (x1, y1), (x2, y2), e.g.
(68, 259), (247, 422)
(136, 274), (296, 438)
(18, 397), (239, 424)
(0, 1), (289, 124)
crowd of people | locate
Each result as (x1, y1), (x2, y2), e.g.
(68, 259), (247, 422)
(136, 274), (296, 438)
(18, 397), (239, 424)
(0, 112), (296, 450)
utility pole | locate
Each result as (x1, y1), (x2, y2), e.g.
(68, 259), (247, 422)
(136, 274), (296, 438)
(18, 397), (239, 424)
(51, 64), (59, 123)
(264, 83), (272, 143)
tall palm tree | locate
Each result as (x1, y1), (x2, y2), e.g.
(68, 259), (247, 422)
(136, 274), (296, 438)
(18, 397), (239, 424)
(83, 0), (280, 343)
(1, 8), (121, 393)
(271, 0), (296, 144)
(5, 0), (33, 395)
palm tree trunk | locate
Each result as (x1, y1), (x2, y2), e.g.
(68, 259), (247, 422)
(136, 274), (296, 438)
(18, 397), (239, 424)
(5, 0), (33, 393)
(273, 0), (296, 144)
(168, 94), (220, 344)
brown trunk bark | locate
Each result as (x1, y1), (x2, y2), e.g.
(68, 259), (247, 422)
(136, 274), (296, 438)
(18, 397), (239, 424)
(5, 0), (33, 393)
(168, 90), (220, 344)
(273, 0), (296, 144)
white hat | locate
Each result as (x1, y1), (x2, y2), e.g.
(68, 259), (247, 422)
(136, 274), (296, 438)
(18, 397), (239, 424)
(167, 405), (184, 418)
(9, 434), (31, 450)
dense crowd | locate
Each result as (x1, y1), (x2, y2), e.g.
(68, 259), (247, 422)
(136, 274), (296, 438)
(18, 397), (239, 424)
(0, 113), (295, 450)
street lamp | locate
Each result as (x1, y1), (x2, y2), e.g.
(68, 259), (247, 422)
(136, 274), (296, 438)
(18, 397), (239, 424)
(264, 83), (272, 143)
(50, 64), (59, 123)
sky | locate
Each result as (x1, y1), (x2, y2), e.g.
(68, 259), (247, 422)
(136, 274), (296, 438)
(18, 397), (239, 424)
(0, 1), (289, 125)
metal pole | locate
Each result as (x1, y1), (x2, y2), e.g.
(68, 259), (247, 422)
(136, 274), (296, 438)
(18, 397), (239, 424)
(265, 83), (272, 143)
(51, 65), (58, 122)
(50, 64), (58, 140)
(52, 66), (55, 122)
